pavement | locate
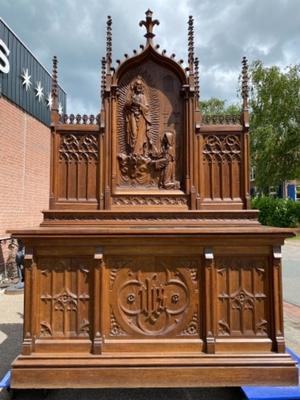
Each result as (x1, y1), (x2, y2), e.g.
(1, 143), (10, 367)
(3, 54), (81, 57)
(0, 239), (299, 399)
(282, 239), (300, 307)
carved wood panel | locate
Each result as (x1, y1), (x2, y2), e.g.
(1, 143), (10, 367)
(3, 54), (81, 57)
(215, 256), (269, 337)
(38, 258), (92, 338)
(116, 60), (183, 189)
(202, 134), (241, 200)
(107, 256), (200, 337)
(57, 133), (99, 201)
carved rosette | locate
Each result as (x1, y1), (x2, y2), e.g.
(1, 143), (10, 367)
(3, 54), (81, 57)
(109, 257), (199, 337)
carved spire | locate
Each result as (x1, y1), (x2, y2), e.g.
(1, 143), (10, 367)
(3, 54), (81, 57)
(51, 56), (59, 124)
(194, 57), (200, 101)
(188, 16), (194, 73)
(101, 56), (106, 101)
(106, 15), (112, 72)
(139, 9), (159, 46)
(241, 56), (249, 109)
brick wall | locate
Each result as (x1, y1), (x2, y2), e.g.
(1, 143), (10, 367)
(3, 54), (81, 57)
(0, 97), (50, 271)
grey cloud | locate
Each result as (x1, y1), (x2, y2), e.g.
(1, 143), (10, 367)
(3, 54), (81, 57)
(1, 0), (299, 113)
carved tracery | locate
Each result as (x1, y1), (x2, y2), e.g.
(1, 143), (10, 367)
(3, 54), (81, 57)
(203, 135), (241, 162)
(59, 134), (98, 162)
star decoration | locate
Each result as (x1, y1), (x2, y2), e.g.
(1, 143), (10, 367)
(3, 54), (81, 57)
(58, 102), (63, 115)
(20, 68), (32, 91)
(35, 81), (44, 102)
(46, 93), (53, 109)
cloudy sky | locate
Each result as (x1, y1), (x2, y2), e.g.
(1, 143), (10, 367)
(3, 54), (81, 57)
(1, 0), (299, 114)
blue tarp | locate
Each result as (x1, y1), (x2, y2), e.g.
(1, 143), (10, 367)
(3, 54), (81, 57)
(242, 348), (300, 400)
(0, 370), (11, 389)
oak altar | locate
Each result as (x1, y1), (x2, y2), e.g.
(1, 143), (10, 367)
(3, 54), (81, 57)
(10, 10), (298, 388)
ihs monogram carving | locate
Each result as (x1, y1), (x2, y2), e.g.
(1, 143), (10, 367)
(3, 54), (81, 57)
(59, 134), (98, 162)
(203, 135), (241, 162)
(109, 258), (198, 336)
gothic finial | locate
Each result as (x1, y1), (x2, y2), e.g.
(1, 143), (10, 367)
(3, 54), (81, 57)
(101, 56), (106, 101)
(139, 9), (159, 46)
(51, 56), (59, 123)
(194, 57), (200, 101)
(242, 56), (249, 108)
(188, 15), (194, 72)
(106, 15), (112, 72)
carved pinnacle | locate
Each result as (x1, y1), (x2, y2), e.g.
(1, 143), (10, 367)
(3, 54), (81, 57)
(241, 56), (249, 107)
(106, 15), (112, 71)
(194, 57), (200, 100)
(101, 56), (106, 101)
(139, 9), (160, 46)
(188, 15), (194, 72)
(51, 56), (58, 117)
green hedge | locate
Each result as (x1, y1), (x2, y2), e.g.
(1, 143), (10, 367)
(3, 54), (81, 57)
(251, 196), (300, 227)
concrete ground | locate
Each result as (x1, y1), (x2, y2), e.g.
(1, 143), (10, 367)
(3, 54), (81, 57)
(282, 239), (300, 307)
(1, 239), (299, 399)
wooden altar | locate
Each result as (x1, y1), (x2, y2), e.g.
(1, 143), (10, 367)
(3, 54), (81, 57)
(10, 11), (298, 388)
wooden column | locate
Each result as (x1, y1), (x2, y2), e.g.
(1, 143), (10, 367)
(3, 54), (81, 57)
(92, 247), (103, 354)
(204, 248), (216, 353)
(22, 249), (35, 355)
(272, 245), (285, 353)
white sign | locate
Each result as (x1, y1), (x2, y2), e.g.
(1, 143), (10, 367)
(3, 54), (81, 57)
(0, 39), (10, 74)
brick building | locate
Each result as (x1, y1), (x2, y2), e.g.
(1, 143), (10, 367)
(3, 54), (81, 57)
(0, 18), (66, 278)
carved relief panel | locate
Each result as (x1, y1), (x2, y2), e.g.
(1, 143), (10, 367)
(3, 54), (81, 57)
(215, 256), (269, 337)
(202, 134), (241, 200)
(57, 133), (99, 202)
(37, 258), (92, 338)
(116, 60), (183, 190)
(107, 256), (200, 338)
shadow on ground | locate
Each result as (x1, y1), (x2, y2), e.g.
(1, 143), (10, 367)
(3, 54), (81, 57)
(0, 323), (23, 379)
(11, 387), (246, 400)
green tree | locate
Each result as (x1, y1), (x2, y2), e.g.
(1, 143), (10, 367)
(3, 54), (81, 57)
(200, 98), (240, 115)
(249, 61), (300, 191)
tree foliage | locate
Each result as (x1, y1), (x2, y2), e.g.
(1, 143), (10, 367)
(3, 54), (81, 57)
(249, 61), (300, 190)
(200, 98), (240, 115)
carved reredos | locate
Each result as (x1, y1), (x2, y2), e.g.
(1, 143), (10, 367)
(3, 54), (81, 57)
(51, 9), (249, 211)
(104, 10), (190, 192)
